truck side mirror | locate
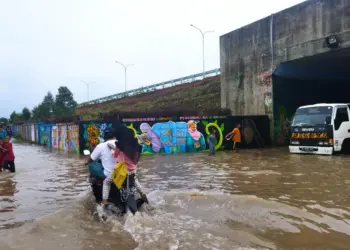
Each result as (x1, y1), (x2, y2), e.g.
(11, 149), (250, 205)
(325, 116), (332, 125)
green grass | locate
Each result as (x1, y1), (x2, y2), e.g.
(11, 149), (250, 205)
(76, 77), (221, 120)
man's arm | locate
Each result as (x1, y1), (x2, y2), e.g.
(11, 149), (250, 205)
(86, 145), (101, 164)
(1, 144), (10, 152)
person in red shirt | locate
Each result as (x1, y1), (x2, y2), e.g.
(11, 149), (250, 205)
(2, 136), (15, 173)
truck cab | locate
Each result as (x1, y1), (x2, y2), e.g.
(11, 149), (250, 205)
(289, 103), (350, 155)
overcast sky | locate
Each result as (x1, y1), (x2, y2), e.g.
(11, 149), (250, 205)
(0, 0), (305, 117)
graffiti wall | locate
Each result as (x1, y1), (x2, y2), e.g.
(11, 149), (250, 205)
(52, 126), (58, 149)
(46, 124), (81, 153)
(79, 121), (112, 153)
(66, 124), (80, 153)
(38, 123), (53, 147)
(123, 116), (270, 155)
(30, 124), (35, 142)
(34, 124), (38, 143)
(11, 115), (271, 154)
(18, 124), (32, 142)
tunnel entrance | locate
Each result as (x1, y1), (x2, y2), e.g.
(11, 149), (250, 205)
(272, 48), (350, 145)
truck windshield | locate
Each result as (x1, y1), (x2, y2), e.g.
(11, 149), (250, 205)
(292, 106), (333, 127)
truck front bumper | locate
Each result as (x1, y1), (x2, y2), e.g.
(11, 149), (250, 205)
(289, 145), (334, 155)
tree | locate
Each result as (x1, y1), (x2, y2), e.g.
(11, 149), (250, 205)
(54, 86), (77, 117)
(31, 105), (40, 121)
(9, 111), (23, 123)
(0, 117), (8, 124)
(22, 107), (31, 121)
(10, 111), (16, 123)
(38, 92), (55, 119)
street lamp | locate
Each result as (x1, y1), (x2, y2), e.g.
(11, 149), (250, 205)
(80, 80), (95, 101)
(115, 61), (134, 92)
(190, 24), (214, 78)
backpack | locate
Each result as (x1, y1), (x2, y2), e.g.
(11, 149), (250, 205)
(88, 161), (105, 179)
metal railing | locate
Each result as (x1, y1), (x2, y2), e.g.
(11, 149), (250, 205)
(78, 68), (220, 107)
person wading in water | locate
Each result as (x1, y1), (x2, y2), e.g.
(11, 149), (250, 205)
(226, 123), (242, 153)
(208, 128), (216, 156)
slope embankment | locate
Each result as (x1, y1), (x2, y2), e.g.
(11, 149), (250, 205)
(76, 75), (221, 120)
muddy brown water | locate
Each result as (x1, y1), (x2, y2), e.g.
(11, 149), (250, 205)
(0, 140), (350, 250)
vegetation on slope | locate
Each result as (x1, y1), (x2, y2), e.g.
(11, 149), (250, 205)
(76, 76), (225, 120)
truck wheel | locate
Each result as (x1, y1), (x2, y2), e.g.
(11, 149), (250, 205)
(341, 139), (350, 154)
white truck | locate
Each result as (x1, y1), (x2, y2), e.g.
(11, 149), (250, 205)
(289, 103), (350, 155)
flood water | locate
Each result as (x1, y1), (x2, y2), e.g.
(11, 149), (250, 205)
(1, 141), (350, 249)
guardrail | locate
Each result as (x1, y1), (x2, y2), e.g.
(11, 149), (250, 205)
(77, 68), (220, 107)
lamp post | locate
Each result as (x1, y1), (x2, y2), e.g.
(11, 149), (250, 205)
(80, 80), (95, 101)
(190, 24), (214, 78)
(115, 61), (134, 92)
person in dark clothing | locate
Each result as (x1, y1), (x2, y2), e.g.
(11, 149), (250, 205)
(5, 126), (12, 139)
(208, 128), (216, 156)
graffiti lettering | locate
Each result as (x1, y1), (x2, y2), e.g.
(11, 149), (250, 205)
(123, 118), (157, 122)
(291, 132), (328, 139)
(203, 120), (225, 150)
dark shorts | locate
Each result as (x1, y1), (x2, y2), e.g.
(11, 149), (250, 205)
(233, 141), (241, 150)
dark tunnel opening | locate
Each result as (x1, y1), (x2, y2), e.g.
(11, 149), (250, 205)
(272, 48), (350, 144)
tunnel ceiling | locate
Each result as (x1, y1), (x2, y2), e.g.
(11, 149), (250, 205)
(274, 48), (350, 80)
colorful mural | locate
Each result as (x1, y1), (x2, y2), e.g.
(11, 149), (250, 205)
(38, 123), (53, 147)
(52, 126), (58, 149)
(124, 116), (227, 154)
(12, 115), (271, 154)
(67, 124), (80, 153)
(58, 124), (67, 150)
(81, 122), (112, 152)
(50, 124), (80, 153)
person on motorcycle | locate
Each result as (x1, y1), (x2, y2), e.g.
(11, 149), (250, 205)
(102, 125), (148, 215)
(87, 127), (117, 203)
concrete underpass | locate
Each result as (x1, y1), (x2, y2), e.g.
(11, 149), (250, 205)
(273, 47), (350, 142)
(220, 0), (350, 143)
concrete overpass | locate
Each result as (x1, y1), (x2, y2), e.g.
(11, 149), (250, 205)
(220, 0), (350, 140)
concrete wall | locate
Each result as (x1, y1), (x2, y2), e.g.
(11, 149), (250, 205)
(220, 0), (350, 125)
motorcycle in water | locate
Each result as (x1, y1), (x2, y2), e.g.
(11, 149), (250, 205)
(84, 150), (148, 219)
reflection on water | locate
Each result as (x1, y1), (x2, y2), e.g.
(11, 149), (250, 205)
(1, 142), (350, 249)
(0, 141), (87, 231)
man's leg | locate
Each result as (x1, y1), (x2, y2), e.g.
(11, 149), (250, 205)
(9, 161), (15, 172)
(235, 142), (240, 153)
(3, 160), (9, 171)
(209, 146), (213, 156)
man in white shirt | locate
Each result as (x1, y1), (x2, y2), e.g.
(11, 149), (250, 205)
(87, 127), (148, 207)
(89, 128), (117, 178)
(87, 127), (117, 203)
